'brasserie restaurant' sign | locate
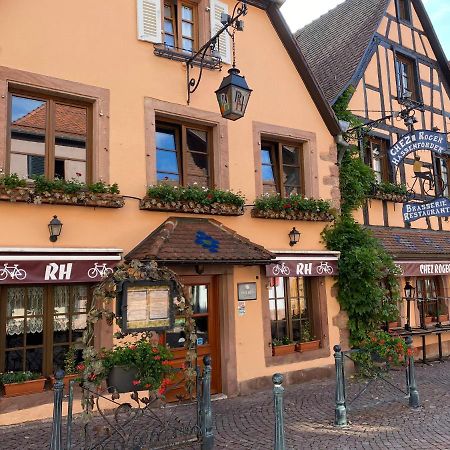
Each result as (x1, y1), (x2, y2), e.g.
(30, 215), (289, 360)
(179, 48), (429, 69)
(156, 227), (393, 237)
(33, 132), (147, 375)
(402, 197), (450, 222)
(388, 130), (448, 167)
(0, 260), (116, 284)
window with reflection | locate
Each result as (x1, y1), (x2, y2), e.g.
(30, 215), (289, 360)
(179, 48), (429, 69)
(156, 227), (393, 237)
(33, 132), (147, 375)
(397, 0), (411, 22)
(416, 277), (440, 320)
(261, 141), (302, 197)
(156, 121), (211, 187)
(269, 277), (317, 344)
(163, 0), (197, 53)
(1, 285), (90, 375)
(364, 137), (391, 183)
(396, 54), (419, 100)
(9, 93), (90, 182)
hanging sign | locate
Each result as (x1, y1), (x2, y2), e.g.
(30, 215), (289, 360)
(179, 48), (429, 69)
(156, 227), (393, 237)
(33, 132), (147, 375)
(402, 197), (450, 222)
(388, 130), (448, 167)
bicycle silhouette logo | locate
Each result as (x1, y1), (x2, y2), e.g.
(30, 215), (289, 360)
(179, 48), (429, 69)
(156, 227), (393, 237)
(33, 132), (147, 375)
(316, 262), (333, 275)
(88, 263), (113, 279)
(0, 264), (27, 281)
(272, 262), (291, 276)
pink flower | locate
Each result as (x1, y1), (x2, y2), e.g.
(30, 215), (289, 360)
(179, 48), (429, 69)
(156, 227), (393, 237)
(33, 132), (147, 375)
(129, 345), (137, 350)
(154, 355), (161, 360)
(132, 380), (141, 386)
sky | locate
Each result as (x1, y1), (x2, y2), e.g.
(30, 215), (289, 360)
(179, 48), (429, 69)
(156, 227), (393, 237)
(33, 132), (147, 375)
(280, 0), (450, 58)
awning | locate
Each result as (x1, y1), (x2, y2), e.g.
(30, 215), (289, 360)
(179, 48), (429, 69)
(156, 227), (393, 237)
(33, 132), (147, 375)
(125, 217), (274, 264)
(0, 247), (122, 284)
(265, 251), (340, 277)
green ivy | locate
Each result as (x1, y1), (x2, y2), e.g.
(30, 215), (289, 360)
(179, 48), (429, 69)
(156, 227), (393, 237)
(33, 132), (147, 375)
(0, 173), (27, 189)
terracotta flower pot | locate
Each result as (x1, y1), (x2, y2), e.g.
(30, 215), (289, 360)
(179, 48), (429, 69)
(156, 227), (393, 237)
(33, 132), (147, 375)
(107, 366), (139, 393)
(388, 322), (400, 329)
(439, 314), (449, 323)
(50, 373), (79, 388)
(295, 340), (321, 352)
(272, 343), (296, 356)
(425, 316), (434, 324)
(3, 378), (46, 397)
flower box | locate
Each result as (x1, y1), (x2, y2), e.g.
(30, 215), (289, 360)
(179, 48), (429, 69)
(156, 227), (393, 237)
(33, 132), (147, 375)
(251, 208), (334, 222)
(50, 373), (79, 388)
(295, 340), (321, 352)
(0, 186), (31, 203)
(272, 343), (296, 356)
(369, 192), (408, 203)
(33, 191), (124, 208)
(3, 378), (46, 397)
(140, 197), (244, 216)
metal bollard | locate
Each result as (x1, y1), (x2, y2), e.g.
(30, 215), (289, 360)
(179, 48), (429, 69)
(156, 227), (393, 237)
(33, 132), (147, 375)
(272, 373), (285, 450)
(50, 369), (65, 450)
(334, 345), (347, 426)
(200, 355), (214, 450)
(406, 336), (420, 408)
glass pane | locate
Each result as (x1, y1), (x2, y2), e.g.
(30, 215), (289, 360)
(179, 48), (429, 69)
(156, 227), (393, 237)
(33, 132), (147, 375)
(10, 96), (46, 181)
(275, 277), (285, 298)
(28, 287), (44, 315)
(289, 277), (298, 299)
(292, 320), (301, 342)
(54, 315), (70, 343)
(164, 20), (174, 34)
(186, 175), (208, 187)
(261, 149), (272, 164)
(73, 286), (88, 313)
(26, 348), (43, 373)
(157, 149), (179, 174)
(195, 317), (208, 345)
(72, 314), (87, 332)
(53, 345), (68, 371)
(157, 172), (180, 185)
(290, 298), (300, 320)
(7, 287), (26, 317)
(269, 299), (276, 321)
(283, 166), (300, 187)
(5, 350), (23, 372)
(187, 129), (207, 153)
(182, 21), (193, 37)
(285, 185), (300, 197)
(277, 298), (286, 321)
(54, 104), (87, 182)
(190, 285), (208, 314)
(282, 146), (299, 165)
(164, 35), (175, 48)
(166, 317), (186, 349)
(164, 4), (172, 18)
(6, 319), (24, 348)
(186, 152), (208, 177)
(26, 319), (44, 345)
(156, 129), (176, 150)
(54, 286), (70, 314)
(182, 38), (193, 52)
(182, 5), (193, 20)
(262, 165), (275, 182)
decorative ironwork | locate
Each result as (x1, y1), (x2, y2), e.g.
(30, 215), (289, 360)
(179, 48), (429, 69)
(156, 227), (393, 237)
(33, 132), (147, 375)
(186, 1), (248, 104)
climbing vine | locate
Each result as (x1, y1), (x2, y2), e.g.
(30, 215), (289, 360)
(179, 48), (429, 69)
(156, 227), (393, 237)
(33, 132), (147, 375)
(322, 87), (401, 346)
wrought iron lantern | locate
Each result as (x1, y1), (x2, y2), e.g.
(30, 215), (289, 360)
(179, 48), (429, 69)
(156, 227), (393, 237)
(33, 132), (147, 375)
(48, 215), (63, 242)
(404, 280), (415, 299)
(404, 280), (415, 331)
(215, 67), (252, 121)
(288, 227), (301, 247)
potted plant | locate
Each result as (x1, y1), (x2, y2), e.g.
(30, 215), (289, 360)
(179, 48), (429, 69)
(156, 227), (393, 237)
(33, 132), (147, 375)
(50, 346), (80, 387)
(102, 338), (174, 394)
(272, 337), (296, 356)
(437, 306), (449, 323)
(295, 321), (320, 352)
(0, 371), (46, 397)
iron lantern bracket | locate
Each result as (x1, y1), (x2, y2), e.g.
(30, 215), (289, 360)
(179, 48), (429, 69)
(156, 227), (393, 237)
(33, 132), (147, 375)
(186, 0), (248, 104)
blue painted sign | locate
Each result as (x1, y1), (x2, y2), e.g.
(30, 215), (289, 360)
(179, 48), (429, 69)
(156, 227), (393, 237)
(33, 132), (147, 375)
(402, 197), (450, 222)
(389, 130), (448, 167)
(195, 231), (220, 253)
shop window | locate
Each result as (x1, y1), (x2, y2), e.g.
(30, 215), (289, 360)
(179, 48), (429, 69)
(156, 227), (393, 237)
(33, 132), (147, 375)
(364, 137), (391, 183)
(415, 277), (440, 320)
(163, 0), (198, 53)
(397, 0), (412, 23)
(156, 120), (211, 187)
(396, 54), (419, 101)
(9, 92), (92, 183)
(268, 277), (317, 344)
(261, 141), (303, 197)
(1, 285), (90, 376)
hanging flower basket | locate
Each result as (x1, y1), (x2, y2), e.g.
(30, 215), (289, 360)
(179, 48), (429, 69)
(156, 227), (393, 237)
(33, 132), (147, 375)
(106, 366), (139, 394)
(369, 182), (408, 203)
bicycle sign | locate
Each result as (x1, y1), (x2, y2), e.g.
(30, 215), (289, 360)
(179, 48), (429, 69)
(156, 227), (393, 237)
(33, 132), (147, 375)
(266, 259), (338, 277)
(316, 262), (333, 275)
(0, 264), (27, 281)
(271, 262), (291, 276)
(87, 263), (114, 279)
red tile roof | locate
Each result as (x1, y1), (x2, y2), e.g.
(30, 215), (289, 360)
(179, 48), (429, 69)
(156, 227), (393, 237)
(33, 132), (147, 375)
(126, 217), (275, 264)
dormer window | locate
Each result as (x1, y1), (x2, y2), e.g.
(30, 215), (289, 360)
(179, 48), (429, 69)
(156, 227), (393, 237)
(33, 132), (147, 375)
(398, 0), (411, 23)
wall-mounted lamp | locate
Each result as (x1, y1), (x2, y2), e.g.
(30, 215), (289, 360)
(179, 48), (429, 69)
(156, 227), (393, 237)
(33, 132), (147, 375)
(48, 215), (63, 242)
(404, 280), (415, 332)
(288, 227), (300, 247)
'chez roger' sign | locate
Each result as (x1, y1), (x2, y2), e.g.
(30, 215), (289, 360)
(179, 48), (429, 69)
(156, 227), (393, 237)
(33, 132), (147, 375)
(396, 261), (450, 277)
(0, 260), (116, 284)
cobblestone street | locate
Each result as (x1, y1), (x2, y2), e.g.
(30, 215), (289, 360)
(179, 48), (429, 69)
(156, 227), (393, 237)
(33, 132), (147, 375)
(2, 361), (450, 449)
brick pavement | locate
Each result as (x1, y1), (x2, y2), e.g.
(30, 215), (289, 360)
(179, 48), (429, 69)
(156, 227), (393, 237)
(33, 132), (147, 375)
(2, 361), (450, 449)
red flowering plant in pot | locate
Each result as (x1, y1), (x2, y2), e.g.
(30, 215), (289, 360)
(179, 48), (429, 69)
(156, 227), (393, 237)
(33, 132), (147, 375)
(101, 336), (175, 395)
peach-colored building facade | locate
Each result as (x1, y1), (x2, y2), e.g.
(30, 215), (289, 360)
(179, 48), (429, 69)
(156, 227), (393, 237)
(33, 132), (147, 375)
(0, 0), (344, 423)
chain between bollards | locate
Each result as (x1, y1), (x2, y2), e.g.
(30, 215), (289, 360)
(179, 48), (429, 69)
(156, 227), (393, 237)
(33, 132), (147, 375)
(200, 355), (214, 450)
(334, 345), (347, 427)
(406, 336), (420, 408)
(273, 373), (285, 450)
(50, 369), (65, 450)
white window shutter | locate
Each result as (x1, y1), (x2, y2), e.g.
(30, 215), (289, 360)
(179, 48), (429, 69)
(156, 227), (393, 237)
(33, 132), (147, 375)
(137, 0), (162, 43)
(210, 0), (232, 64)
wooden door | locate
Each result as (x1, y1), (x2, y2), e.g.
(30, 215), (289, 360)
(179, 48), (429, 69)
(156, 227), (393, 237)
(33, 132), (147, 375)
(164, 275), (221, 395)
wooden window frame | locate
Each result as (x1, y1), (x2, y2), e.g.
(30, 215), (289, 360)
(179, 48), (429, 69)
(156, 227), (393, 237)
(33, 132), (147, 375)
(396, 53), (419, 101)
(365, 136), (391, 183)
(7, 89), (94, 183)
(0, 66), (110, 183)
(435, 155), (450, 197)
(156, 119), (213, 187)
(162, 0), (199, 53)
(415, 276), (441, 320)
(397, 0), (412, 23)
(0, 284), (91, 376)
(261, 139), (304, 198)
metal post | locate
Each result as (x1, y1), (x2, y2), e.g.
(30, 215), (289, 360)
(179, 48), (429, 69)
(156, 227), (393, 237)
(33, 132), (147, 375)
(200, 355), (214, 450)
(406, 336), (420, 408)
(438, 333), (443, 362)
(66, 379), (75, 450)
(334, 345), (347, 427)
(272, 373), (285, 450)
(50, 369), (65, 450)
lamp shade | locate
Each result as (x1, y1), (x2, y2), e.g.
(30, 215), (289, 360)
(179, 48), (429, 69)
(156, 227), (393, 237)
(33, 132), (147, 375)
(404, 280), (414, 298)
(288, 227), (301, 247)
(49, 215), (63, 242)
(215, 68), (252, 121)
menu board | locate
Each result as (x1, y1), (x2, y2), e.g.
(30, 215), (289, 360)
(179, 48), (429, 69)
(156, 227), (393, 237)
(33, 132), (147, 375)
(125, 285), (171, 330)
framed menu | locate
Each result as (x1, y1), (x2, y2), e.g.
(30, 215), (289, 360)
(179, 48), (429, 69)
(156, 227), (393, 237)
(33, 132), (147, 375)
(119, 280), (175, 332)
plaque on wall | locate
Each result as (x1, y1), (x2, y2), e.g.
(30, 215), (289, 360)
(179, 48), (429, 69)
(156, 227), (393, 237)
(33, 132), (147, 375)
(119, 280), (175, 333)
(237, 282), (257, 301)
